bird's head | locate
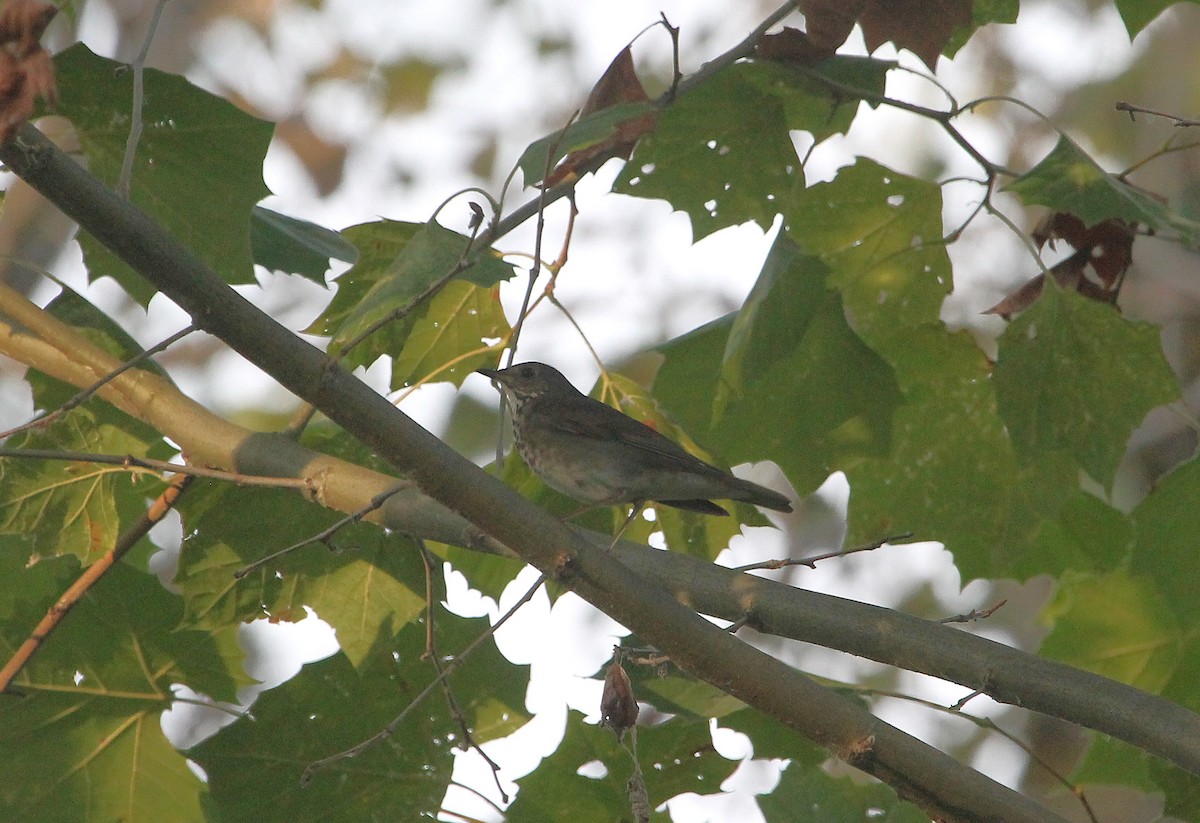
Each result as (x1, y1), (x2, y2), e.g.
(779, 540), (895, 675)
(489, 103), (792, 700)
(477, 362), (579, 403)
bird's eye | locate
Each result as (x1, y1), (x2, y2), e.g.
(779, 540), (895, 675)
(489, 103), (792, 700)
(520, 365), (535, 378)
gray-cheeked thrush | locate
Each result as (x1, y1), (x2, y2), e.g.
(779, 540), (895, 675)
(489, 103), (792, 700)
(478, 362), (793, 521)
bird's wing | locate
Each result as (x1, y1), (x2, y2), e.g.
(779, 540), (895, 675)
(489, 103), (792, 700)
(542, 395), (719, 471)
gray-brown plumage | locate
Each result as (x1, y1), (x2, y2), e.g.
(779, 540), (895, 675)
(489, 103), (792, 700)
(478, 362), (792, 516)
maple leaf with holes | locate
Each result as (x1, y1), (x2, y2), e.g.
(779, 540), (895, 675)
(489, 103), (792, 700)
(984, 213), (1137, 316)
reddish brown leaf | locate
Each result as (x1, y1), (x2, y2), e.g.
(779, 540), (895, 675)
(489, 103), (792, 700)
(0, 0), (56, 55)
(542, 46), (657, 187)
(0, 0), (57, 142)
(984, 213), (1136, 315)
(600, 656), (639, 737)
(859, 0), (972, 68)
(581, 46), (651, 115)
(756, 26), (837, 65)
(1034, 213), (1135, 287)
(798, 0), (867, 53)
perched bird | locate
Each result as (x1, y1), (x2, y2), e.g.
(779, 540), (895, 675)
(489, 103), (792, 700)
(477, 362), (792, 523)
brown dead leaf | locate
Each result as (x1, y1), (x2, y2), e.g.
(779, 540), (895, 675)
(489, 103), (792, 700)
(0, 0), (58, 142)
(798, 0), (868, 53)
(774, 0), (966, 68)
(859, 0), (972, 68)
(1033, 212), (1135, 287)
(756, 26), (837, 65)
(600, 655), (639, 737)
(984, 212), (1136, 316)
(542, 45), (657, 187)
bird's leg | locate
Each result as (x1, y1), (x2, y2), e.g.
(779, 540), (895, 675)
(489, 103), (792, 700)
(607, 501), (647, 550)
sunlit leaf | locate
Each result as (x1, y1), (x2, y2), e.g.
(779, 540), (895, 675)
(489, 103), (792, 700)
(0, 410), (166, 562)
(1042, 570), (1184, 694)
(391, 280), (509, 389)
(0, 553), (245, 822)
(175, 483), (426, 667)
(316, 219), (515, 377)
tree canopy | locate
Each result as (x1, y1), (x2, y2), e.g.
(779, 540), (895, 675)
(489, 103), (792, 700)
(2, 2), (1200, 822)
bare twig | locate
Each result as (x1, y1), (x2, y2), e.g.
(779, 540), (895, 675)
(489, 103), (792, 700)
(1116, 100), (1200, 127)
(1119, 136), (1200, 178)
(300, 572), (548, 785)
(624, 726), (649, 823)
(504, 108), (580, 368)
(233, 484), (410, 579)
(0, 447), (313, 490)
(733, 532), (915, 573)
(442, 779), (507, 820)
(661, 14), (682, 101)
(951, 690), (984, 711)
(854, 685), (1100, 823)
(417, 543), (509, 803)
(116, 0), (170, 198)
(940, 599), (1007, 625)
(0, 473), (193, 694)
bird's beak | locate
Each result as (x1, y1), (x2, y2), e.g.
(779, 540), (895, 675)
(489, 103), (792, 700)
(476, 367), (501, 380)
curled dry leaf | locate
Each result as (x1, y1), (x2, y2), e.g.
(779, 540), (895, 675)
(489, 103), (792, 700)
(600, 656), (640, 736)
(542, 45), (657, 187)
(0, 0), (58, 142)
(756, 26), (837, 65)
(1033, 212), (1136, 287)
(984, 212), (1137, 316)
(798, 0), (867, 53)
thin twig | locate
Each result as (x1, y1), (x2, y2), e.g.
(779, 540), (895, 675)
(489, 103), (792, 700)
(417, 542), (509, 803)
(852, 685), (1100, 823)
(116, 0), (170, 198)
(661, 14), (682, 101)
(0, 473), (193, 694)
(624, 726), (649, 822)
(1119, 136), (1200, 178)
(300, 572), (548, 786)
(733, 532), (915, 573)
(0, 323), (196, 440)
(360, 0), (803, 386)
(504, 108), (580, 368)
(939, 599), (1007, 625)
(233, 485), (410, 579)
(442, 779), (507, 819)
(1116, 101), (1200, 127)
(0, 447), (313, 490)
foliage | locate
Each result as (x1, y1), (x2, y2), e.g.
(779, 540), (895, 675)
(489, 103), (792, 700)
(2, 2), (1200, 822)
